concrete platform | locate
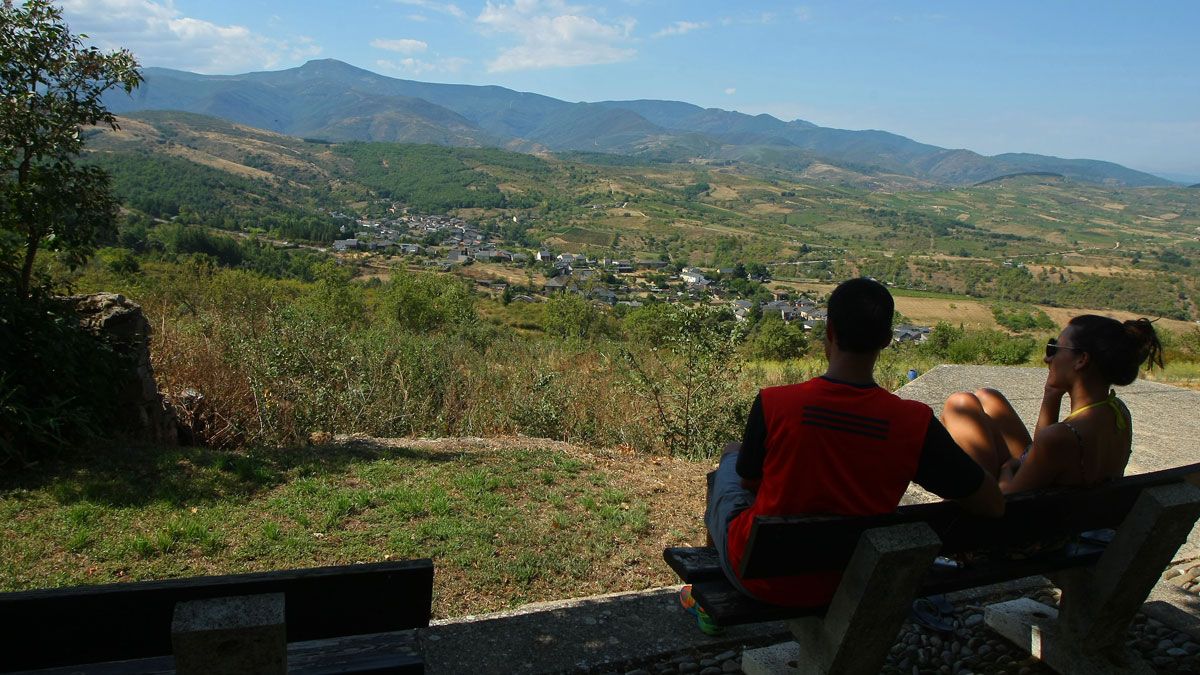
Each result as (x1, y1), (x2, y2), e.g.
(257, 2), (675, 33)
(421, 587), (789, 674)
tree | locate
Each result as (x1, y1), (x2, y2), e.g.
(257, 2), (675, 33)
(542, 292), (605, 340)
(752, 315), (808, 360)
(622, 306), (747, 458)
(1, 0), (141, 295)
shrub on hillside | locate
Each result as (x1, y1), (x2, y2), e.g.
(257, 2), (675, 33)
(923, 324), (1035, 365)
(622, 306), (749, 458)
(751, 315), (808, 361)
(0, 288), (124, 467)
(992, 304), (1056, 332)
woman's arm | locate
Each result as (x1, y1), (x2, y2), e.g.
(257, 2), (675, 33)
(1034, 383), (1068, 436)
(999, 424), (1073, 493)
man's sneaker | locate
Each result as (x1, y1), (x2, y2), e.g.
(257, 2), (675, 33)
(679, 584), (723, 635)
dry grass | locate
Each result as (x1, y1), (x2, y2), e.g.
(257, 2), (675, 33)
(892, 297), (998, 330)
(1036, 306), (1199, 334)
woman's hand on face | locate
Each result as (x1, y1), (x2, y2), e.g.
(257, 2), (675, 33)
(1043, 382), (1068, 401)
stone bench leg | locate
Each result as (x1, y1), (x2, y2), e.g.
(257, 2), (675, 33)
(172, 592), (287, 675)
(742, 522), (942, 675)
(986, 482), (1200, 675)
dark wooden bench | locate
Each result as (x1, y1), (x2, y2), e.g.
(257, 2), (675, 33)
(0, 559), (434, 674)
(665, 463), (1200, 675)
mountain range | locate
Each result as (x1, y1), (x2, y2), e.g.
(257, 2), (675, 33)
(105, 59), (1172, 188)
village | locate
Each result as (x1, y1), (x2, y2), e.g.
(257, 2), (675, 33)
(324, 212), (933, 344)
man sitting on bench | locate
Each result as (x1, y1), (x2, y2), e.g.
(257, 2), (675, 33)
(684, 278), (1005, 632)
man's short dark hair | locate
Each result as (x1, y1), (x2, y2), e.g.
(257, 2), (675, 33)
(827, 278), (894, 353)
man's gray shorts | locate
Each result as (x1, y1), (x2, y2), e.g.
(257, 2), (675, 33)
(705, 451), (756, 597)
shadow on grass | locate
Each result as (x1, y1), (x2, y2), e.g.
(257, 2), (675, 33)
(0, 438), (465, 508)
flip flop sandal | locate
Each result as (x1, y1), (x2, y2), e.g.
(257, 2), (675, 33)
(910, 596), (955, 633)
(679, 584), (723, 636)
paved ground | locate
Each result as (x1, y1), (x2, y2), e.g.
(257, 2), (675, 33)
(422, 588), (790, 674)
(417, 366), (1200, 674)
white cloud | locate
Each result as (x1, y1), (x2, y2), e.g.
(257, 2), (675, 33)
(652, 20), (706, 38)
(59, 0), (319, 74)
(376, 57), (469, 77)
(371, 38), (429, 54)
(720, 12), (778, 26)
(477, 0), (636, 73)
(393, 0), (466, 19)
(724, 87), (736, 95)
(407, 14), (430, 22)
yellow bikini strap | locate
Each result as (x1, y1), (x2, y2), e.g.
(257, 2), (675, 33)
(1064, 390), (1127, 431)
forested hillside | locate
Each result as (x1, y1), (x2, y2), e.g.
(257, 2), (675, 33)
(79, 111), (1200, 321)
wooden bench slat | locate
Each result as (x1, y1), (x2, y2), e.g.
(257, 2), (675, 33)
(690, 579), (824, 625)
(11, 630), (425, 675)
(0, 560), (434, 672)
(662, 546), (724, 583)
(741, 463), (1200, 579)
(684, 543), (1108, 626)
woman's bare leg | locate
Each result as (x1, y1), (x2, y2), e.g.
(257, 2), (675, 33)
(942, 391), (1008, 477)
(974, 388), (1033, 462)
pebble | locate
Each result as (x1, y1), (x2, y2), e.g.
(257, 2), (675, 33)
(720, 661), (740, 673)
(1167, 647), (1188, 657)
(698, 668), (721, 675)
(677, 663), (698, 673)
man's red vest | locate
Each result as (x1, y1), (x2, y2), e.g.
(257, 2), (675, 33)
(726, 377), (933, 606)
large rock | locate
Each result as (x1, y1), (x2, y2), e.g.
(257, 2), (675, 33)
(64, 292), (177, 445)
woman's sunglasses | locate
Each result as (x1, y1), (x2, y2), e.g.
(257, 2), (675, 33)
(1045, 338), (1084, 359)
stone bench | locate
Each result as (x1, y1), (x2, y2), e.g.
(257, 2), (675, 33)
(664, 463), (1200, 674)
(0, 559), (433, 674)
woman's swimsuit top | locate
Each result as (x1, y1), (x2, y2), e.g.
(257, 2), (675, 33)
(1020, 390), (1130, 483)
(1065, 391), (1128, 480)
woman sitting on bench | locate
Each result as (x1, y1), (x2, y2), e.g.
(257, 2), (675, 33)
(942, 315), (1162, 493)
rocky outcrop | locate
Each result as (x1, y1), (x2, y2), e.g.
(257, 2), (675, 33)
(65, 293), (177, 445)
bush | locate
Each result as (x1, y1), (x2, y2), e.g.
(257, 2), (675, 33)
(0, 289), (125, 467)
(622, 306), (749, 458)
(992, 304), (1056, 332)
(751, 315), (808, 361)
(542, 293), (610, 341)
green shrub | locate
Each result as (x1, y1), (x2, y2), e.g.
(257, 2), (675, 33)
(0, 289), (125, 468)
(751, 315), (808, 361)
(992, 304), (1056, 332)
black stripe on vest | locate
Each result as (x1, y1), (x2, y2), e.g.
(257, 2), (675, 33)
(802, 406), (891, 440)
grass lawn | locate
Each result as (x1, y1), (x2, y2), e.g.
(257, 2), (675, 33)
(0, 437), (711, 618)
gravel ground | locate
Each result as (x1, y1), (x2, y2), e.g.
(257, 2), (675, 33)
(593, 578), (1200, 675)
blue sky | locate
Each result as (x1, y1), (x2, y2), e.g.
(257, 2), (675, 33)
(60, 1), (1200, 181)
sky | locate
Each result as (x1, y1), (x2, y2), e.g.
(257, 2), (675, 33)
(58, 0), (1200, 182)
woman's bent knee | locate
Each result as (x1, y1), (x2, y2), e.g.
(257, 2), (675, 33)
(974, 388), (1010, 406)
(943, 391), (982, 415)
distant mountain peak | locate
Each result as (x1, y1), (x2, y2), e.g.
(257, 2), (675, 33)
(107, 61), (1173, 188)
